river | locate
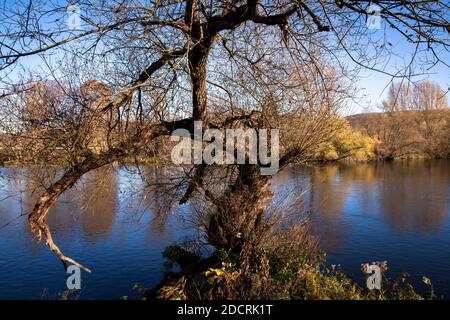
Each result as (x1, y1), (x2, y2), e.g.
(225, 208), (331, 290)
(0, 160), (449, 299)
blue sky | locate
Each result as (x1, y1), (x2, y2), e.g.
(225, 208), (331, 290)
(2, 4), (448, 116)
(347, 21), (449, 114)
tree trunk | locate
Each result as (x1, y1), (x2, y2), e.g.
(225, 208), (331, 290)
(188, 36), (216, 121)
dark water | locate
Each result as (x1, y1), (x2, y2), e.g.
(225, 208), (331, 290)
(0, 160), (449, 299)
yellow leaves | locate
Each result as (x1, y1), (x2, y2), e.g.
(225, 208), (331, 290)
(156, 276), (187, 300)
(314, 118), (379, 161)
(204, 268), (224, 277)
(422, 276), (432, 286)
(203, 268), (239, 285)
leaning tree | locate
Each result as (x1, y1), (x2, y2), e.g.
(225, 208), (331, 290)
(0, 0), (448, 274)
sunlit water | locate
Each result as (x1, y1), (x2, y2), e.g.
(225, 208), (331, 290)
(0, 160), (449, 299)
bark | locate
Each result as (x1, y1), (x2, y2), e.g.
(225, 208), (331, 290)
(206, 165), (273, 254)
(188, 36), (216, 121)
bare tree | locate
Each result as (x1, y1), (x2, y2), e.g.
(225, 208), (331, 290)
(351, 80), (449, 159)
(0, 1), (448, 273)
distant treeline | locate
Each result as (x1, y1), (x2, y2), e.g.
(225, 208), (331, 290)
(347, 109), (450, 160)
(1, 80), (448, 165)
(346, 81), (449, 160)
(310, 81), (449, 162)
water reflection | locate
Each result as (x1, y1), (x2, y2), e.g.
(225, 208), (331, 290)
(1, 161), (449, 247)
(76, 168), (117, 241)
(0, 160), (449, 299)
(375, 161), (449, 232)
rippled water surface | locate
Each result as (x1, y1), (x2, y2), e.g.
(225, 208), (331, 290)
(0, 160), (449, 299)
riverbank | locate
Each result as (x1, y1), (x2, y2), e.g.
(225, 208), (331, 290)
(149, 242), (432, 300)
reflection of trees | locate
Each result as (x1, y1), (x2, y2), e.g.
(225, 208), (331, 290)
(19, 166), (119, 243)
(272, 166), (308, 200)
(0, 167), (84, 243)
(4, 161), (448, 269)
(73, 166), (117, 241)
(28, 166), (119, 242)
(377, 160), (449, 232)
(305, 165), (351, 250)
(140, 166), (181, 236)
(272, 165), (351, 250)
(0, 168), (36, 236)
(286, 161), (449, 243)
(279, 160), (449, 252)
(97, 165), (196, 247)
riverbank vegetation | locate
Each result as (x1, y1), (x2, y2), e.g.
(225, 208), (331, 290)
(152, 236), (431, 300)
(311, 81), (450, 163)
(348, 82), (450, 161)
(152, 246), (429, 300)
(145, 188), (433, 300)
